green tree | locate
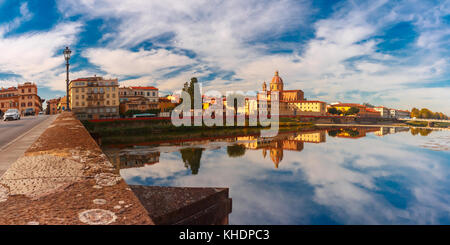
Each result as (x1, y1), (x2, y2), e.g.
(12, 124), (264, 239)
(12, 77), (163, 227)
(345, 107), (360, 116)
(180, 147), (204, 175)
(419, 108), (433, 119)
(328, 107), (338, 115)
(182, 77), (200, 109)
(226, 144), (246, 158)
(411, 108), (420, 118)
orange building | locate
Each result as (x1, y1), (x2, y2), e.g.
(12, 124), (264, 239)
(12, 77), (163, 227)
(0, 82), (43, 116)
(46, 98), (61, 115)
(159, 97), (177, 112)
(119, 96), (156, 115)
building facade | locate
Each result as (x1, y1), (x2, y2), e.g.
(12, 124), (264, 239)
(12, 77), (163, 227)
(130, 86), (159, 103)
(390, 109), (410, 119)
(119, 96), (156, 115)
(69, 76), (120, 120)
(119, 86), (159, 113)
(46, 98), (60, 115)
(374, 106), (390, 118)
(0, 82), (43, 116)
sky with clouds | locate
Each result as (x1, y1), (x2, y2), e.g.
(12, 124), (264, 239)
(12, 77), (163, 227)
(0, 0), (449, 113)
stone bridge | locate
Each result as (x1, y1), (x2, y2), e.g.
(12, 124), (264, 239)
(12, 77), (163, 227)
(0, 112), (231, 225)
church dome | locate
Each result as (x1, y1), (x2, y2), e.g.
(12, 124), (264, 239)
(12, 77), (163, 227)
(271, 70), (283, 84)
(270, 70), (284, 91)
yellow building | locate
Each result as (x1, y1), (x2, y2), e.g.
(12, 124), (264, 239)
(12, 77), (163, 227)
(69, 76), (119, 120)
(57, 96), (67, 113)
(294, 131), (326, 143)
(285, 100), (327, 116)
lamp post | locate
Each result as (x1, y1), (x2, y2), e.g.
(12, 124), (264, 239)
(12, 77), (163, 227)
(63, 46), (72, 111)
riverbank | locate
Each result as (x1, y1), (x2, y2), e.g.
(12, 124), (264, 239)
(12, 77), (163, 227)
(82, 117), (319, 145)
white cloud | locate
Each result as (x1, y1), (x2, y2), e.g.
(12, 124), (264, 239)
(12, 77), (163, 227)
(53, 0), (450, 113)
(0, 21), (82, 90)
(83, 48), (195, 77)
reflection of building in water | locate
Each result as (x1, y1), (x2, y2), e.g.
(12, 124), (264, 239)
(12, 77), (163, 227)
(237, 130), (326, 168)
(294, 131), (326, 143)
(375, 127), (411, 137)
(333, 127), (379, 139)
(105, 148), (160, 170)
(375, 127), (390, 136)
(390, 127), (409, 134)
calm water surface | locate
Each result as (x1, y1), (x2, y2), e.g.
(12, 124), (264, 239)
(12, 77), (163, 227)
(102, 127), (450, 224)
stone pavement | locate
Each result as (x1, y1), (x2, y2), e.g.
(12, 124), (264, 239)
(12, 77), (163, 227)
(0, 115), (57, 178)
(0, 112), (153, 225)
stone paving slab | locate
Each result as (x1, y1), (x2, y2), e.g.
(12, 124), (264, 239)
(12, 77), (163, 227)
(0, 115), (57, 178)
(0, 112), (153, 225)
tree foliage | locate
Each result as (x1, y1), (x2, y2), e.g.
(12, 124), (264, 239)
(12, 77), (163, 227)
(182, 77), (200, 109)
(345, 107), (360, 116)
(226, 144), (246, 158)
(411, 107), (448, 119)
(180, 147), (204, 175)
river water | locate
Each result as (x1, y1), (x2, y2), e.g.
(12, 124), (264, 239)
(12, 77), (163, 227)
(102, 126), (450, 224)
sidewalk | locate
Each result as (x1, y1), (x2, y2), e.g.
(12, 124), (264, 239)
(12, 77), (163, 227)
(0, 115), (57, 178)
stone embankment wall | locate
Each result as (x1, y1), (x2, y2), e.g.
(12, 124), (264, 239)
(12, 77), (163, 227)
(0, 112), (153, 225)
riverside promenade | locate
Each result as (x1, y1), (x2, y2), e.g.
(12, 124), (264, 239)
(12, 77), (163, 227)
(0, 112), (231, 225)
(0, 112), (153, 225)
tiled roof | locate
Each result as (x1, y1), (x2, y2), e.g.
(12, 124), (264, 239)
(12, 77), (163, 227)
(333, 103), (365, 107)
(131, 86), (158, 90)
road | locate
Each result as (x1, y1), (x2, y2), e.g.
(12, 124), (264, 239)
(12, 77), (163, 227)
(0, 115), (50, 149)
(0, 114), (58, 177)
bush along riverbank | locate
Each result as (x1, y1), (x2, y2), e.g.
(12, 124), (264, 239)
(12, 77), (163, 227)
(82, 117), (318, 145)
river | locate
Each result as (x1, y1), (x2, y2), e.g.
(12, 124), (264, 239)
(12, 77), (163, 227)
(101, 126), (450, 224)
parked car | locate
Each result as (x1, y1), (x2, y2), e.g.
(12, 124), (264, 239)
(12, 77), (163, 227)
(24, 108), (35, 116)
(38, 111), (44, 115)
(3, 109), (20, 121)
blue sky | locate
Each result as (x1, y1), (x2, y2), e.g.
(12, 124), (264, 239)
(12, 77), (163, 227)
(0, 0), (449, 113)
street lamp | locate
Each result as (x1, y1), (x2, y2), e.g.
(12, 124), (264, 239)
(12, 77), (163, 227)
(63, 46), (72, 111)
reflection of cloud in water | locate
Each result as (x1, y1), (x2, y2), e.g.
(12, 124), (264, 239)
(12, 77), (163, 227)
(420, 135), (450, 151)
(118, 130), (450, 224)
